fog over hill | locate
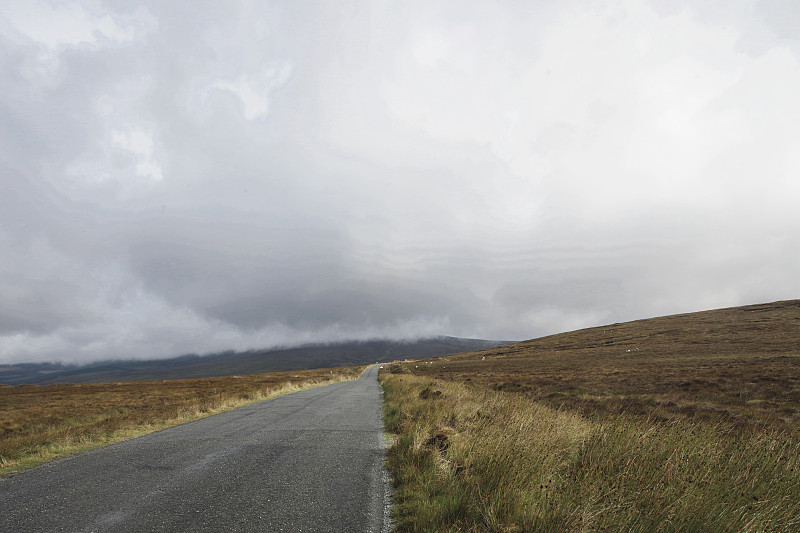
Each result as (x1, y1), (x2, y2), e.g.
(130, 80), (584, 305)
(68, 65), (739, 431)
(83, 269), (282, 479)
(0, 337), (507, 385)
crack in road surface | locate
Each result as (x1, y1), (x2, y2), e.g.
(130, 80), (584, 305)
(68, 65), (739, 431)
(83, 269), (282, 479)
(0, 365), (391, 532)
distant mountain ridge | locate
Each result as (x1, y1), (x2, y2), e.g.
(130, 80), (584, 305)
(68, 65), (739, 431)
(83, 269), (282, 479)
(0, 336), (509, 385)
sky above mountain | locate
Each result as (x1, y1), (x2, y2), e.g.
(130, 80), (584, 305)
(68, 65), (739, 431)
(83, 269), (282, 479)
(2, 0), (799, 364)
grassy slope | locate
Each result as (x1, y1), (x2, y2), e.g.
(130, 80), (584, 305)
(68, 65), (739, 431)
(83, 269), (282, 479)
(380, 300), (800, 532)
(0, 365), (365, 477)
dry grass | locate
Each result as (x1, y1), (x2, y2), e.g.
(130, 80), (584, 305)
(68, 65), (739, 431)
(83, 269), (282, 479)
(0, 365), (365, 477)
(382, 375), (800, 532)
(381, 300), (800, 532)
(406, 300), (800, 432)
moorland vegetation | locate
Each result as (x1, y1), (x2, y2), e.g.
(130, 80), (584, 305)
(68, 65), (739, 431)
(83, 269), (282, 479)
(381, 300), (800, 532)
(0, 366), (364, 477)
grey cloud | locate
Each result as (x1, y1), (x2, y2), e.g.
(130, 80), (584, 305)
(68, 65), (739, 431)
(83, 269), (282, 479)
(2, 0), (800, 363)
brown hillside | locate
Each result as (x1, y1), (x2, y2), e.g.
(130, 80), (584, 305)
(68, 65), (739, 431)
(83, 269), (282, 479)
(400, 300), (800, 430)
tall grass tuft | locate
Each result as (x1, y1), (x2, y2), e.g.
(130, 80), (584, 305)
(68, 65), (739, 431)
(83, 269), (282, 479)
(382, 373), (800, 532)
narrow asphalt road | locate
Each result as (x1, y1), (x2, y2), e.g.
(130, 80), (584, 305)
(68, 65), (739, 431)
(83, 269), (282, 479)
(0, 365), (391, 532)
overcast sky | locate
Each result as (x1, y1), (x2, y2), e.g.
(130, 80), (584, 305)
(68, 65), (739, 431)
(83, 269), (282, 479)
(2, 0), (799, 364)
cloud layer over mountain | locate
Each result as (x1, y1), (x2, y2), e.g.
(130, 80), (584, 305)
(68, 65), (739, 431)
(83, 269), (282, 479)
(2, 0), (799, 363)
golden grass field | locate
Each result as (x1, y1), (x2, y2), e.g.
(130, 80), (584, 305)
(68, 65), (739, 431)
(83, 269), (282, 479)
(0, 365), (365, 477)
(380, 300), (800, 532)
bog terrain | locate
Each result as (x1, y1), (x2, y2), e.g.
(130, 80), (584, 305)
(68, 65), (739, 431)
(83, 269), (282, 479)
(2, 300), (799, 532)
(380, 300), (800, 532)
(0, 366), (365, 476)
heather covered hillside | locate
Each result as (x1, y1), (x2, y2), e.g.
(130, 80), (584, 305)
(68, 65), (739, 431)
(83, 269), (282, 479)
(381, 300), (800, 532)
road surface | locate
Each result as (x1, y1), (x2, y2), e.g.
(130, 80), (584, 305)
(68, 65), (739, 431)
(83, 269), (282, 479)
(0, 365), (391, 532)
